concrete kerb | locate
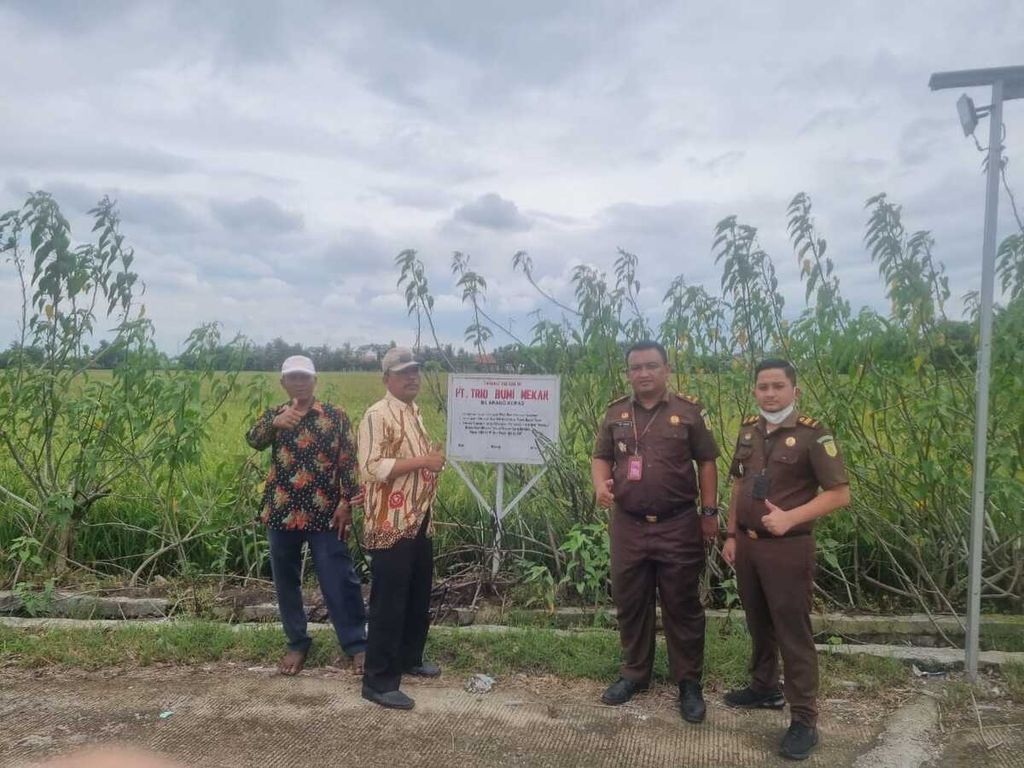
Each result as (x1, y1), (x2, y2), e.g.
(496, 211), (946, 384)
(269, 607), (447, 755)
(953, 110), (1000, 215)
(852, 695), (941, 768)
(815, 642), (1024, 672)
(481, 605), (1024, 644)
(0, 590), (169, 619)
(3, 590), (1020, 647)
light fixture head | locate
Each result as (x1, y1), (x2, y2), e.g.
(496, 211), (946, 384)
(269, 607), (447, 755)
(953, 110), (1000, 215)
(957, 93), (979, 136)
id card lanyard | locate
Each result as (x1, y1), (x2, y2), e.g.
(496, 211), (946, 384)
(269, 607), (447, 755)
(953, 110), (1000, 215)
(627, 401), (664, 481)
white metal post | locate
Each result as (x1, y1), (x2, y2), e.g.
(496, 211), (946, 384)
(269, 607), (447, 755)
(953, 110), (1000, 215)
(492, 463), (505, 577)
(965, 79), (1004, 681)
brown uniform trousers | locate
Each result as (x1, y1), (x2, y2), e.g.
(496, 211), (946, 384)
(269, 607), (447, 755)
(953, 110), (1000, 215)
(595, 391), (720, 686)
(610, 509), (706, 684)
(735, 533), (817, 725)
(729, 411), (848, 728)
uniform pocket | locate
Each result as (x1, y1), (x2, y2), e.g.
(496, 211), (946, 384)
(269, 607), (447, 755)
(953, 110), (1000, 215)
(731, 444), (754, 476)
(771, 450), (799, 465)
(611, 425), (635, 455)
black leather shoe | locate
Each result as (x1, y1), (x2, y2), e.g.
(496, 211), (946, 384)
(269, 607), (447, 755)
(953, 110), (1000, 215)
(724, 685), (786, 710)
(779, 721), (819, 761)
(405, 662), (442, 678)
(678, 680), (706, 723)
(600, 677), (648, 705)
(361, 685), (415, 710)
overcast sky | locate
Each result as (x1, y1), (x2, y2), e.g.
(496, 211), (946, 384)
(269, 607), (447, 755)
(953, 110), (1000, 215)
(2, 0), (1022, 353)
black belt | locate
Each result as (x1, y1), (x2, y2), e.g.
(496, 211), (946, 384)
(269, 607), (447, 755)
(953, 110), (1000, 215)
(738, 524), (811, 540)
(621, 504), (695, 524)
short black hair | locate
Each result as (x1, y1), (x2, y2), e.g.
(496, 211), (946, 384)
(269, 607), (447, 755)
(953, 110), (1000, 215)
(625, 340), (668, 365)
(755, 358), (797, 385)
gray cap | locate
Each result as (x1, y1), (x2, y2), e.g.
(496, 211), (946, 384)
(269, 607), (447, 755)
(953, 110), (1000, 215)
(382, 347), (420, 373)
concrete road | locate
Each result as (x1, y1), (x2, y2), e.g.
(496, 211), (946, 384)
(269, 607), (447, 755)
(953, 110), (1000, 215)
(0, 665), (1014, 767)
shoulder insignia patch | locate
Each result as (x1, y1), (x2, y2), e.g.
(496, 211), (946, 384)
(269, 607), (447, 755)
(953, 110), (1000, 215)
(676, 392), (700, 405)
(797, 415), (821, 429)
(742, 415), (759, 426)
(606, 394), (630, 408)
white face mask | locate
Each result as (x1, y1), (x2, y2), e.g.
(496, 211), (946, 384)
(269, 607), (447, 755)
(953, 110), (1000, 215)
(760, 403), (795, 425)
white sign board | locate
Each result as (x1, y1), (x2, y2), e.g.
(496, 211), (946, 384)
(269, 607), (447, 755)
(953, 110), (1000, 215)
(446, 374), (560, 465)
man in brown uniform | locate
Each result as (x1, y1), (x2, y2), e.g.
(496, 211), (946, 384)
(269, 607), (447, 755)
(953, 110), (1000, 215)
(722, 358), (850, 761)
(592, 340), (720, 723)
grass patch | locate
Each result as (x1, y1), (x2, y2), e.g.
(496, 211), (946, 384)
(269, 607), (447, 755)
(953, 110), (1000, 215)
(1003, 662), (1024, 703)
(428, 622), (753, 686)
(490, 607), (618, 631)
(0, 616), (910, 694)
(0, 622), (285, 670)
(819, 651), (910, 693)
(982, 619), (1024, 653)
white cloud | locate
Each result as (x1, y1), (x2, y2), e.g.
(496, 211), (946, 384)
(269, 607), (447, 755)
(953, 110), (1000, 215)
(1, 0), (1023, 351)
(369, 293), (409, 311)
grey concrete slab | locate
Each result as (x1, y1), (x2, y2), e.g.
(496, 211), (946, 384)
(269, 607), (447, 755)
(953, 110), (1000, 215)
(1, 667), (883, 767)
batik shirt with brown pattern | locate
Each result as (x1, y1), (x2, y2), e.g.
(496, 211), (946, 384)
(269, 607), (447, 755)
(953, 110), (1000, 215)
(356, 392), (439, 550)
(246, 400), (360, 531)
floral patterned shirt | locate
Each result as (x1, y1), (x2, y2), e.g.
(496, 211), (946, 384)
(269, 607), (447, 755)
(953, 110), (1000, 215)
(246, 400), (360, 532)
(357, 392), (439, 550)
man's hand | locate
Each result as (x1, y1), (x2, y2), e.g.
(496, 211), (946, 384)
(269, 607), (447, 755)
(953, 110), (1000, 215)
(331, 502), (353, 541)
(595, 478), (615, 508)
(700, 514), (719, 543)
(272, 399), (303, 431)
(761, 500), (796, 537)
(421, 450), (445, 473)
(722, 537), (736, 567)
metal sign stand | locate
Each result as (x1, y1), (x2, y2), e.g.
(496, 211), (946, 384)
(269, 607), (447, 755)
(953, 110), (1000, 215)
(449, 460), (548, 577)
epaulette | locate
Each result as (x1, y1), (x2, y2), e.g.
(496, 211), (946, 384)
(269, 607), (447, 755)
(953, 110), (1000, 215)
(606, 394), (630, 407)
(742, 415), (759, 426)
(676, 392), (701, 405)
(797, 415), (821, 429)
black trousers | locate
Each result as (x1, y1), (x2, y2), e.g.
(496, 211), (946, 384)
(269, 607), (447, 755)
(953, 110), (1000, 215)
(363, 513), (433, 693)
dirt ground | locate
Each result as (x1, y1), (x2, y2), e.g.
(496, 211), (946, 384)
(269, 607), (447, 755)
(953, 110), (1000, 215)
(2, 664), (1018, 767)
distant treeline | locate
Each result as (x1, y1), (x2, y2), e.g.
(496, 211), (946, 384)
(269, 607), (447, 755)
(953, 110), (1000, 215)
(0, 318), (978, 373)
(0, 336), (511, 372)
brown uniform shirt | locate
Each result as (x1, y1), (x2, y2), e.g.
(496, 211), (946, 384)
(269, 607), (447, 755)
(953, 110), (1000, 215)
(728, 410), (848, 535)
(593, 390), (720, 516)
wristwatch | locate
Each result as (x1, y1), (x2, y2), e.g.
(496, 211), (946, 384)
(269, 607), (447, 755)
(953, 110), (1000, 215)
(700, 506), (720, 517)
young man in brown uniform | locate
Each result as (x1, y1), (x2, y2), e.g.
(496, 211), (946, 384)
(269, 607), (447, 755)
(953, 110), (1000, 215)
(592, 341), (721, 723)
(722, 359), (850, 761)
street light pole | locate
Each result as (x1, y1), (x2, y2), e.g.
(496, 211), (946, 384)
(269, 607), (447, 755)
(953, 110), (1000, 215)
(965, 79), (1002, 682)
(929, 66), (1024, 681)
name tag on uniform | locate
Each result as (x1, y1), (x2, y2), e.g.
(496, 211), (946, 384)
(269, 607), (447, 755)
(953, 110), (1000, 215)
(752, 474), (771, 500)
(627, 455), (644, 481)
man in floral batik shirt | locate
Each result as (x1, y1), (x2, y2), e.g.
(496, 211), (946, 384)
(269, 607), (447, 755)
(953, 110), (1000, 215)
(246, 355), (367, 676)
(357, 347), (445, 710)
